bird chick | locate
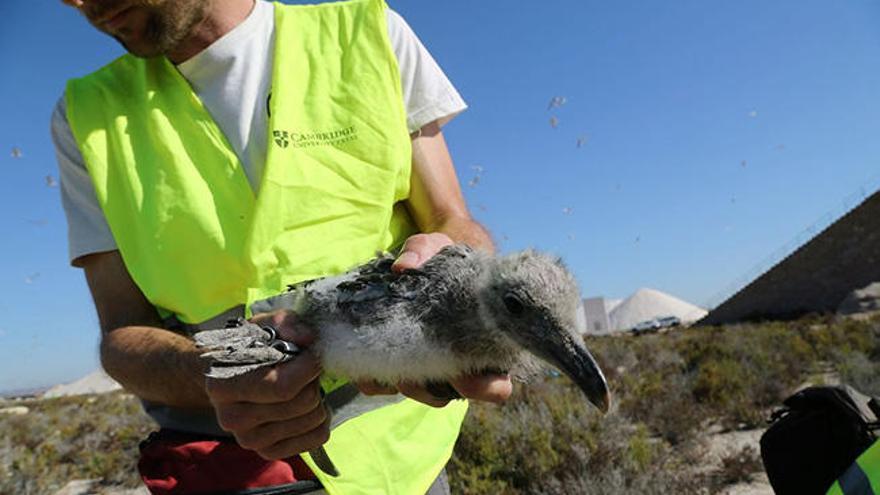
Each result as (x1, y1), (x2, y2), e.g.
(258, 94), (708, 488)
(288, 244), (610, 412)
(198, 245), (610, 410)
(196, 245), (610, 477)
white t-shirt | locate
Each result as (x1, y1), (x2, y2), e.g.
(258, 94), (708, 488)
(52, 1), (467, 266)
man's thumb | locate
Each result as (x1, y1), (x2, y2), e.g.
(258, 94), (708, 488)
(392, 251), (420, 272)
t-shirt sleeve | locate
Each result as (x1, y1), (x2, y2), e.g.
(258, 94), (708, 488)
(51, 96), (118, 267)
(386, 9), (467, 133)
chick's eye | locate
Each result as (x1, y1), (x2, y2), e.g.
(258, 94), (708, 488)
(503, 293), (525, 315)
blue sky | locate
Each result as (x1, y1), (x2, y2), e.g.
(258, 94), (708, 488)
(1, 0), (879, 392)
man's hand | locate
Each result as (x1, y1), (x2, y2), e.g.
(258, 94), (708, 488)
(390, 232), (456, 273)
(205, 310), (330, 460)
(361, 233), (514, 407)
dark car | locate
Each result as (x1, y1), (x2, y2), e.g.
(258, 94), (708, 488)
(656, 316), (681, 329)
(631, 319), (661, 335)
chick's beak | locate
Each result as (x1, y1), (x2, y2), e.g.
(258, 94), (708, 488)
(562, 343), (611, 413)
(539, 332), (611, 413)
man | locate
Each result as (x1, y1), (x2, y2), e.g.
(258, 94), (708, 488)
(52, 0), (512, 493)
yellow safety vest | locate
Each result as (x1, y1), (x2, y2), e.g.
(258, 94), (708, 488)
(828, 439), (880, 495)
(64, 1), (467, 493)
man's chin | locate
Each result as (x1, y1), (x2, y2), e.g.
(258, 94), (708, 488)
(112, 34), (164, 58)
(124, 44), (165, 58)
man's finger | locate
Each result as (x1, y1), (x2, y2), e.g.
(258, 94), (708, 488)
(392, 233), (454, 272)
(257, 415), (333, 460)
(62, 0), (83, 7)
(206, 351), (322, 404)
(215, 379), (323, 432)
(451, 373), (512, 404)
(393, 251), (421, 271)
(234, 402), (329, 452)
(356, 380), (398, 396)
(397, 381), (450, 408)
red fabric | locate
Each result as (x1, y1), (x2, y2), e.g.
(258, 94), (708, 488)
(138, 429), (317, 495)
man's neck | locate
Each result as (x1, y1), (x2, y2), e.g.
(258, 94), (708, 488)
(166, 0), (256, 64)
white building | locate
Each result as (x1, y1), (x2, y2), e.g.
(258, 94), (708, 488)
(581, 297), (621, 335)
(581, 288), (707, 334)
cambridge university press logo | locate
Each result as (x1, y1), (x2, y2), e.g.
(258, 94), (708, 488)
(272, 126), (358, 149)
(273, 130), (290, 148)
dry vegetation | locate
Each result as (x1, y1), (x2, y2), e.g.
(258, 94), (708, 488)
(0, 393), (154, 494)
(2, 316), (879, 494)
(449, 315), (880, 494)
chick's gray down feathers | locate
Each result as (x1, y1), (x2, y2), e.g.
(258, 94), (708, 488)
(196, 245), (610, 412)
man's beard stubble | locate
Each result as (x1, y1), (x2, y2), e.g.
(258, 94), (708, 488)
(91, 0), (209, 58)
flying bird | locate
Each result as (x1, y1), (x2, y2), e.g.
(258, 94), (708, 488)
(467, 165), (483, 188)
(10, 147), (22, 159)
(196, 246), (611, 473)
(45, 175), (58, 188)
(549, 116), (560, 129)
(548, 96), (567, 110)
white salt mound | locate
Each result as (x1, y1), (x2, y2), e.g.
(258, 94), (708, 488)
(609, 288), (707, 331)
(43, 369), (122, 398)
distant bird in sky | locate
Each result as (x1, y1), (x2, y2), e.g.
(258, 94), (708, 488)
(24, 273), (40, 285)
(576, 135), (589, 148)
(467, 165), (483, 188)
(741, 160), (748, 168)
(547, 96), (567, 110)
(549, 116), (559, 129)
(45, 175), (58, 188)
(10, 147), (22, 159)
(562, 206), (573, 215)
(748, 110), (758, 118)
(775, 144), (786, 151)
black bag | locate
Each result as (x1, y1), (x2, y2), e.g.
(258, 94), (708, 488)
(760, 385), (880, 495)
